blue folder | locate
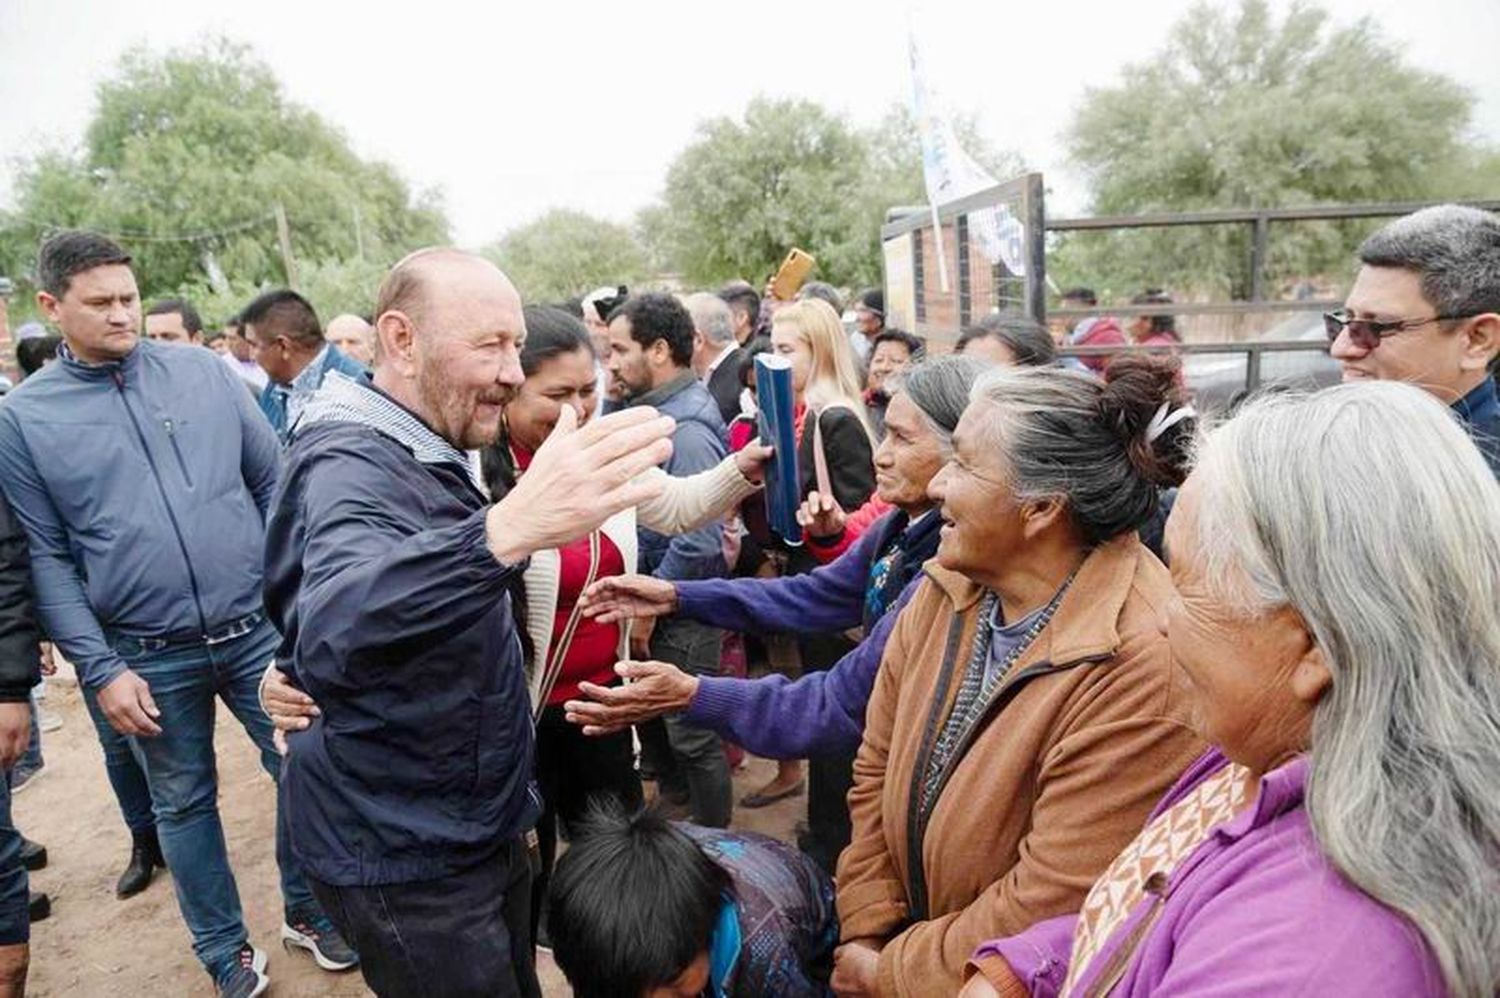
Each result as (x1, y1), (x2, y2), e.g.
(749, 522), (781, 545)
(754, 354), (803, 545)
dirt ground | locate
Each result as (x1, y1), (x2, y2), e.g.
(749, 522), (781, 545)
(16, 665), (806, 997)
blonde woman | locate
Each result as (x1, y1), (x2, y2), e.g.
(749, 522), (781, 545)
(771, 298), (875, 488)
(756, 298), (878, 869)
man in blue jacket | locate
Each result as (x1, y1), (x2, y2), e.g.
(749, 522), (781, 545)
(606, 292), (734, 827)
(240, 288), (368, 441)
(263, 248), (676, 998)
(0, 231), (352, 997)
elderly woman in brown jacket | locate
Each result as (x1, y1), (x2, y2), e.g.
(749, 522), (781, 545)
(831, 357), (1206, 997)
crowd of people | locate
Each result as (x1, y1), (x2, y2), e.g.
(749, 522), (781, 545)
(0, 201), (1492, 998)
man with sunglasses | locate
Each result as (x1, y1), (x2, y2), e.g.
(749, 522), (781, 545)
(1328, 204), (1500, 475)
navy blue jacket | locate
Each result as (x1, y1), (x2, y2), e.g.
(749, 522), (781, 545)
(0, 490), (41, 703)
(1455, 377), (1500, 478)
(0, 341), (280, 688)
(264, 378), (537, 886)
(633, 374), (728, 581)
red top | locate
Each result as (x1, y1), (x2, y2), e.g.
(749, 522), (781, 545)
(806, 494), (895, 563)
(728, 415), (757, 453)
(729, 401), (807, 453)
(511, 444), (625, 705)
(548, 530), (625, 704)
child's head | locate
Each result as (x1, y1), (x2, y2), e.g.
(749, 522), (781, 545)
(549, 808), (733, 998)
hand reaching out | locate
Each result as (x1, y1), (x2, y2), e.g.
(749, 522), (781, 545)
(563, 660), (699, 736)
(578, 574), (680, 624)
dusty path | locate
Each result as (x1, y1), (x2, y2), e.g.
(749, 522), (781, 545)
(16, 668), (805, 996)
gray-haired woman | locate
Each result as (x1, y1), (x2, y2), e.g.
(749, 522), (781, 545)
(565, 356), (992, 870)
(965, 381), (1499, 998)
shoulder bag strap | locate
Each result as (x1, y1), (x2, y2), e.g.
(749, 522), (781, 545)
(533, 531), (603, 721)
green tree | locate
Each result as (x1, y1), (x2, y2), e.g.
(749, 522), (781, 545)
(0, 38), (447, 309)
(650, 98), (873, 289)
(482, 208), (650, 303)
(175, 257), (389, 330)
(645, 97), (1020, 290)
(1056, 0), (1491, 299)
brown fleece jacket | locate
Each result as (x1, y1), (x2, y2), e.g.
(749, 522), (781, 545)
(835, 535), (1205, 997)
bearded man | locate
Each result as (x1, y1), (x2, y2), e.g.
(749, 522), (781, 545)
(262, 248), (676, 998)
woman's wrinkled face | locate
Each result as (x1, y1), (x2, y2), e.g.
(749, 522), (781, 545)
(926, 405), (1027, 579)
(505, 346), (597, 453)
(1160, 474), (1330, 774)
(873, 392), (945, 512)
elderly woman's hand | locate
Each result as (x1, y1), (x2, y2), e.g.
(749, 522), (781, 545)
(578, 574), (679, 623)
(831, 940), (882, 996)
(563, 660), (698, 736)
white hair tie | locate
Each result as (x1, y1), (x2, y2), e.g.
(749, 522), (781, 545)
(1145, 402), (1196, 444)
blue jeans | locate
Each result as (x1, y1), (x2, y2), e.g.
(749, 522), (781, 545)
(81, 687), (156, 834)
(112, 617), (317, 975)
(0, 765), (26, 945)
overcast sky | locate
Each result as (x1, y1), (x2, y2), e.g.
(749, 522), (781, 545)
(2, 0), (1496, 247)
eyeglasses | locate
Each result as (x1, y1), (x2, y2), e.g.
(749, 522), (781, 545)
(1322, 309), (1475, 351)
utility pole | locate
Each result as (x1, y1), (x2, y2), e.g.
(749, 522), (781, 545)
(274, 203), (299, 289)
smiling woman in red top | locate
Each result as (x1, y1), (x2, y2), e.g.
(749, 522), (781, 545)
(478, 305), (766, 941)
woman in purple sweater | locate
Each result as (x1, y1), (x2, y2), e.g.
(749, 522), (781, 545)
(963, 384), (1500, 998)
(566, 359), (989, 852)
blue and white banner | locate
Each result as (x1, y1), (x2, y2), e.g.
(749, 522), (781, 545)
(909, 29), (1027, 278)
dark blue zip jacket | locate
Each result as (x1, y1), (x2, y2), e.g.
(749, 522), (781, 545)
(632, 373), (728, 580)
(0, 341), (280, 689)
(263, 374), (538, 886)
(1454, 377), (1500, 478)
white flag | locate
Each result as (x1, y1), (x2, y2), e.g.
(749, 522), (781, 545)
(909, 30), (1026, 277)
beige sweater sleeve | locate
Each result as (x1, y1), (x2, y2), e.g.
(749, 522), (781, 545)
(634, 455), (759, 536)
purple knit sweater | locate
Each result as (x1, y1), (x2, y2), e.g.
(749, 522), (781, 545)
(971, 748), (1446, 997)
(673, 519), (921, 759)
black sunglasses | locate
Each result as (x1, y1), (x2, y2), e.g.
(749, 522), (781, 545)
(1323, 309), (1475, 351)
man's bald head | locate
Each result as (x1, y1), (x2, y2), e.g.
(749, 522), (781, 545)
(372, 247), (527, 450)
(326, 313), (375, 365)
(375, 248), (517, 329)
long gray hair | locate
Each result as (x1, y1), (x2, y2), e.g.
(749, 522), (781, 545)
(1193, 382), (1500, 997)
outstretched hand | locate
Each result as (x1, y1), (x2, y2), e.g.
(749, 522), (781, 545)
(488, 405), (676, 566)
(578, 574), (679, 623)
(563, 660), (699, 736)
